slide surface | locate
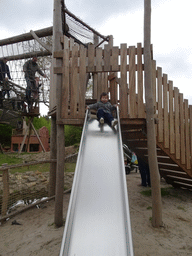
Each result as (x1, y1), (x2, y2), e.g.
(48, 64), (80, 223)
(60, 110), (134, 256)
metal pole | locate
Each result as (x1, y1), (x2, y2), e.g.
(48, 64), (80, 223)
(144, 0), (163, 227)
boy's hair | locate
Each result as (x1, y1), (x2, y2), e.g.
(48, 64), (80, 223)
(100, 92), (108, 99)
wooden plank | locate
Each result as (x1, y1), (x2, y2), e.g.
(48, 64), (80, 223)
(111, 47), (119, 71)
(95, 47), (103, 72)
(87, 44), (95, 72)
(78, 45), (86, 118)
(190, 105), (192, 169)
(152, 60), (157, 136)
(168, 81), (175, 154)
(137, 43), (145, 118)
(179, 93), (185, 164)
(109, 73), (117, 105)
(163, 74), (169, 148)
(120, 44), (128, 118)
(159, 169), (188, 179)
(70, 44), (79, 118)
(101, 72), (108, 93)
(129, 46), (136, 118)
(61, 48), (70, 118)
(93, 73), (98, 99)
(97, 73), (102, 100)
(157, 67), (163, 142)
(184, 99), (190, 169)
(104, 44), (110, 72)
(110, 47), (119, 104)
(152, 60), (156, 111)
(2, 169), (9, 216)
(174, 87), (180, 159)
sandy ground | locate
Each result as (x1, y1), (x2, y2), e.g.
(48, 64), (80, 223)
(0, 171), (192, 256)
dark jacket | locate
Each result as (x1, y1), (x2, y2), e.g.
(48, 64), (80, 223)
(88, 101), (116, 114)
(0, 60), (11, 81)
(23, 60), (44, 80)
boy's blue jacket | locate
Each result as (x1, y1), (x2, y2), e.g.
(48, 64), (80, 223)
(88, 101), (116, 114)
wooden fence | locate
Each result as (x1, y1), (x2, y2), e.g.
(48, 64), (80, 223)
(0, 160), (55, 221)
(54, 36), (147, 122)
(54, 36), (192, 177)
(153, 62), (192, 177)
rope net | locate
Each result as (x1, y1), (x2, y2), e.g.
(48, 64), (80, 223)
(0, 5), (108, 118)
(0, 37), (51, 114)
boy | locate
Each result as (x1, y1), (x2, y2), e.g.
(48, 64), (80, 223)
(86, 92), (118, 127)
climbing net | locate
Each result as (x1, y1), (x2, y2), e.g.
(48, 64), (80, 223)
(0, 4), (109, 117)
(0, 35), (51, 109)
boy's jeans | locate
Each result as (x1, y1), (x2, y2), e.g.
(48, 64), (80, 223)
(97, 109), (114, 125)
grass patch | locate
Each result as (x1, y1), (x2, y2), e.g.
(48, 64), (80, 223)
(0, 154), (23, 166)
(0, 153), (76, 174)
(147, 206), (152, 210)
(65, 163), (76, 173)
(9, 163), (50, 174)
(140, 187), (172, 197)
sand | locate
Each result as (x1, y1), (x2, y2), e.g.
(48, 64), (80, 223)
(0, 171), (192, 256)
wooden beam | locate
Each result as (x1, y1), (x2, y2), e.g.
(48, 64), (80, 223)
(0, 27), (53, 46)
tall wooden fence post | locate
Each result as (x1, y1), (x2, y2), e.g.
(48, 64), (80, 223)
(144, 0), (162, 227)
(53, 0), (65, 227)
(2, 169), (9, 217)
(49, 116), (57, 196)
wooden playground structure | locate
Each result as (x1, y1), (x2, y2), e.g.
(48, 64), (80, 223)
(0, 0), (192, 228)
(52, 35), (192, 188)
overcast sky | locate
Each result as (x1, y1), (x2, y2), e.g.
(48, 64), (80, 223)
(0, 0), (192, 115)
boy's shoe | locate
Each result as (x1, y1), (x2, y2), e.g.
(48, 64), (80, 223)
(100, 117), (104, 124)
(111, 119), (118, 127)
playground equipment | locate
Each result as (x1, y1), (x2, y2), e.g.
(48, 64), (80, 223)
(52, 33), (192, 189)
(60, 109), (134, 256)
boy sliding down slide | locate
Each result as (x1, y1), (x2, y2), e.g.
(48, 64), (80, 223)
(86, 92), (118, 128)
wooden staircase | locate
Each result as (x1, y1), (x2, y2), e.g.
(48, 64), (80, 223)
(121, 121), (192, 191)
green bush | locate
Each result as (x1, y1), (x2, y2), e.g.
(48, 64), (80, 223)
(32, 116), (51, 134)
(65, 125), (82, 147)
(0, 124), (12, 147)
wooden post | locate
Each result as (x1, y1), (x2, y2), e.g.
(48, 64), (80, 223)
(93, 34), (99, 99)
(19, 125), (29, 154)
(53, 0), (65, 227)
(2, 169), (9, 216)
(144, 0), (162, 227)
(49, 116), (57, 196)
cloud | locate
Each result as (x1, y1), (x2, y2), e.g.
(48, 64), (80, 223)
(0, 0), (53, 36)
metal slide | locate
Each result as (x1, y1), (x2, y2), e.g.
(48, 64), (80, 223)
(60, 108), (134, 256)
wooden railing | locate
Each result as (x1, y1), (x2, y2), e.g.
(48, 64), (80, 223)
(53, 36), (192, 176)
(152, 61), (192, 177)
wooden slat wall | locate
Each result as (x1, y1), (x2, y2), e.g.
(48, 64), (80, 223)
(163, 74), (169, 148)
(78, 45), (86, 118)
(56, 37), (192, 174)
(157, 67), (163, 143)
(129, 46), (136, 118)
(156, 68), (192, 174)
(179, 93), (185, 165)
(70, 44), (78, 118)
(120, 44), (128, 118)
(174, 87), (180, 160)
(61, 36), (69, 119)
(184, 99), (190, 169)
(169, 81), (174, 154)
(137, 43), (145, 118)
